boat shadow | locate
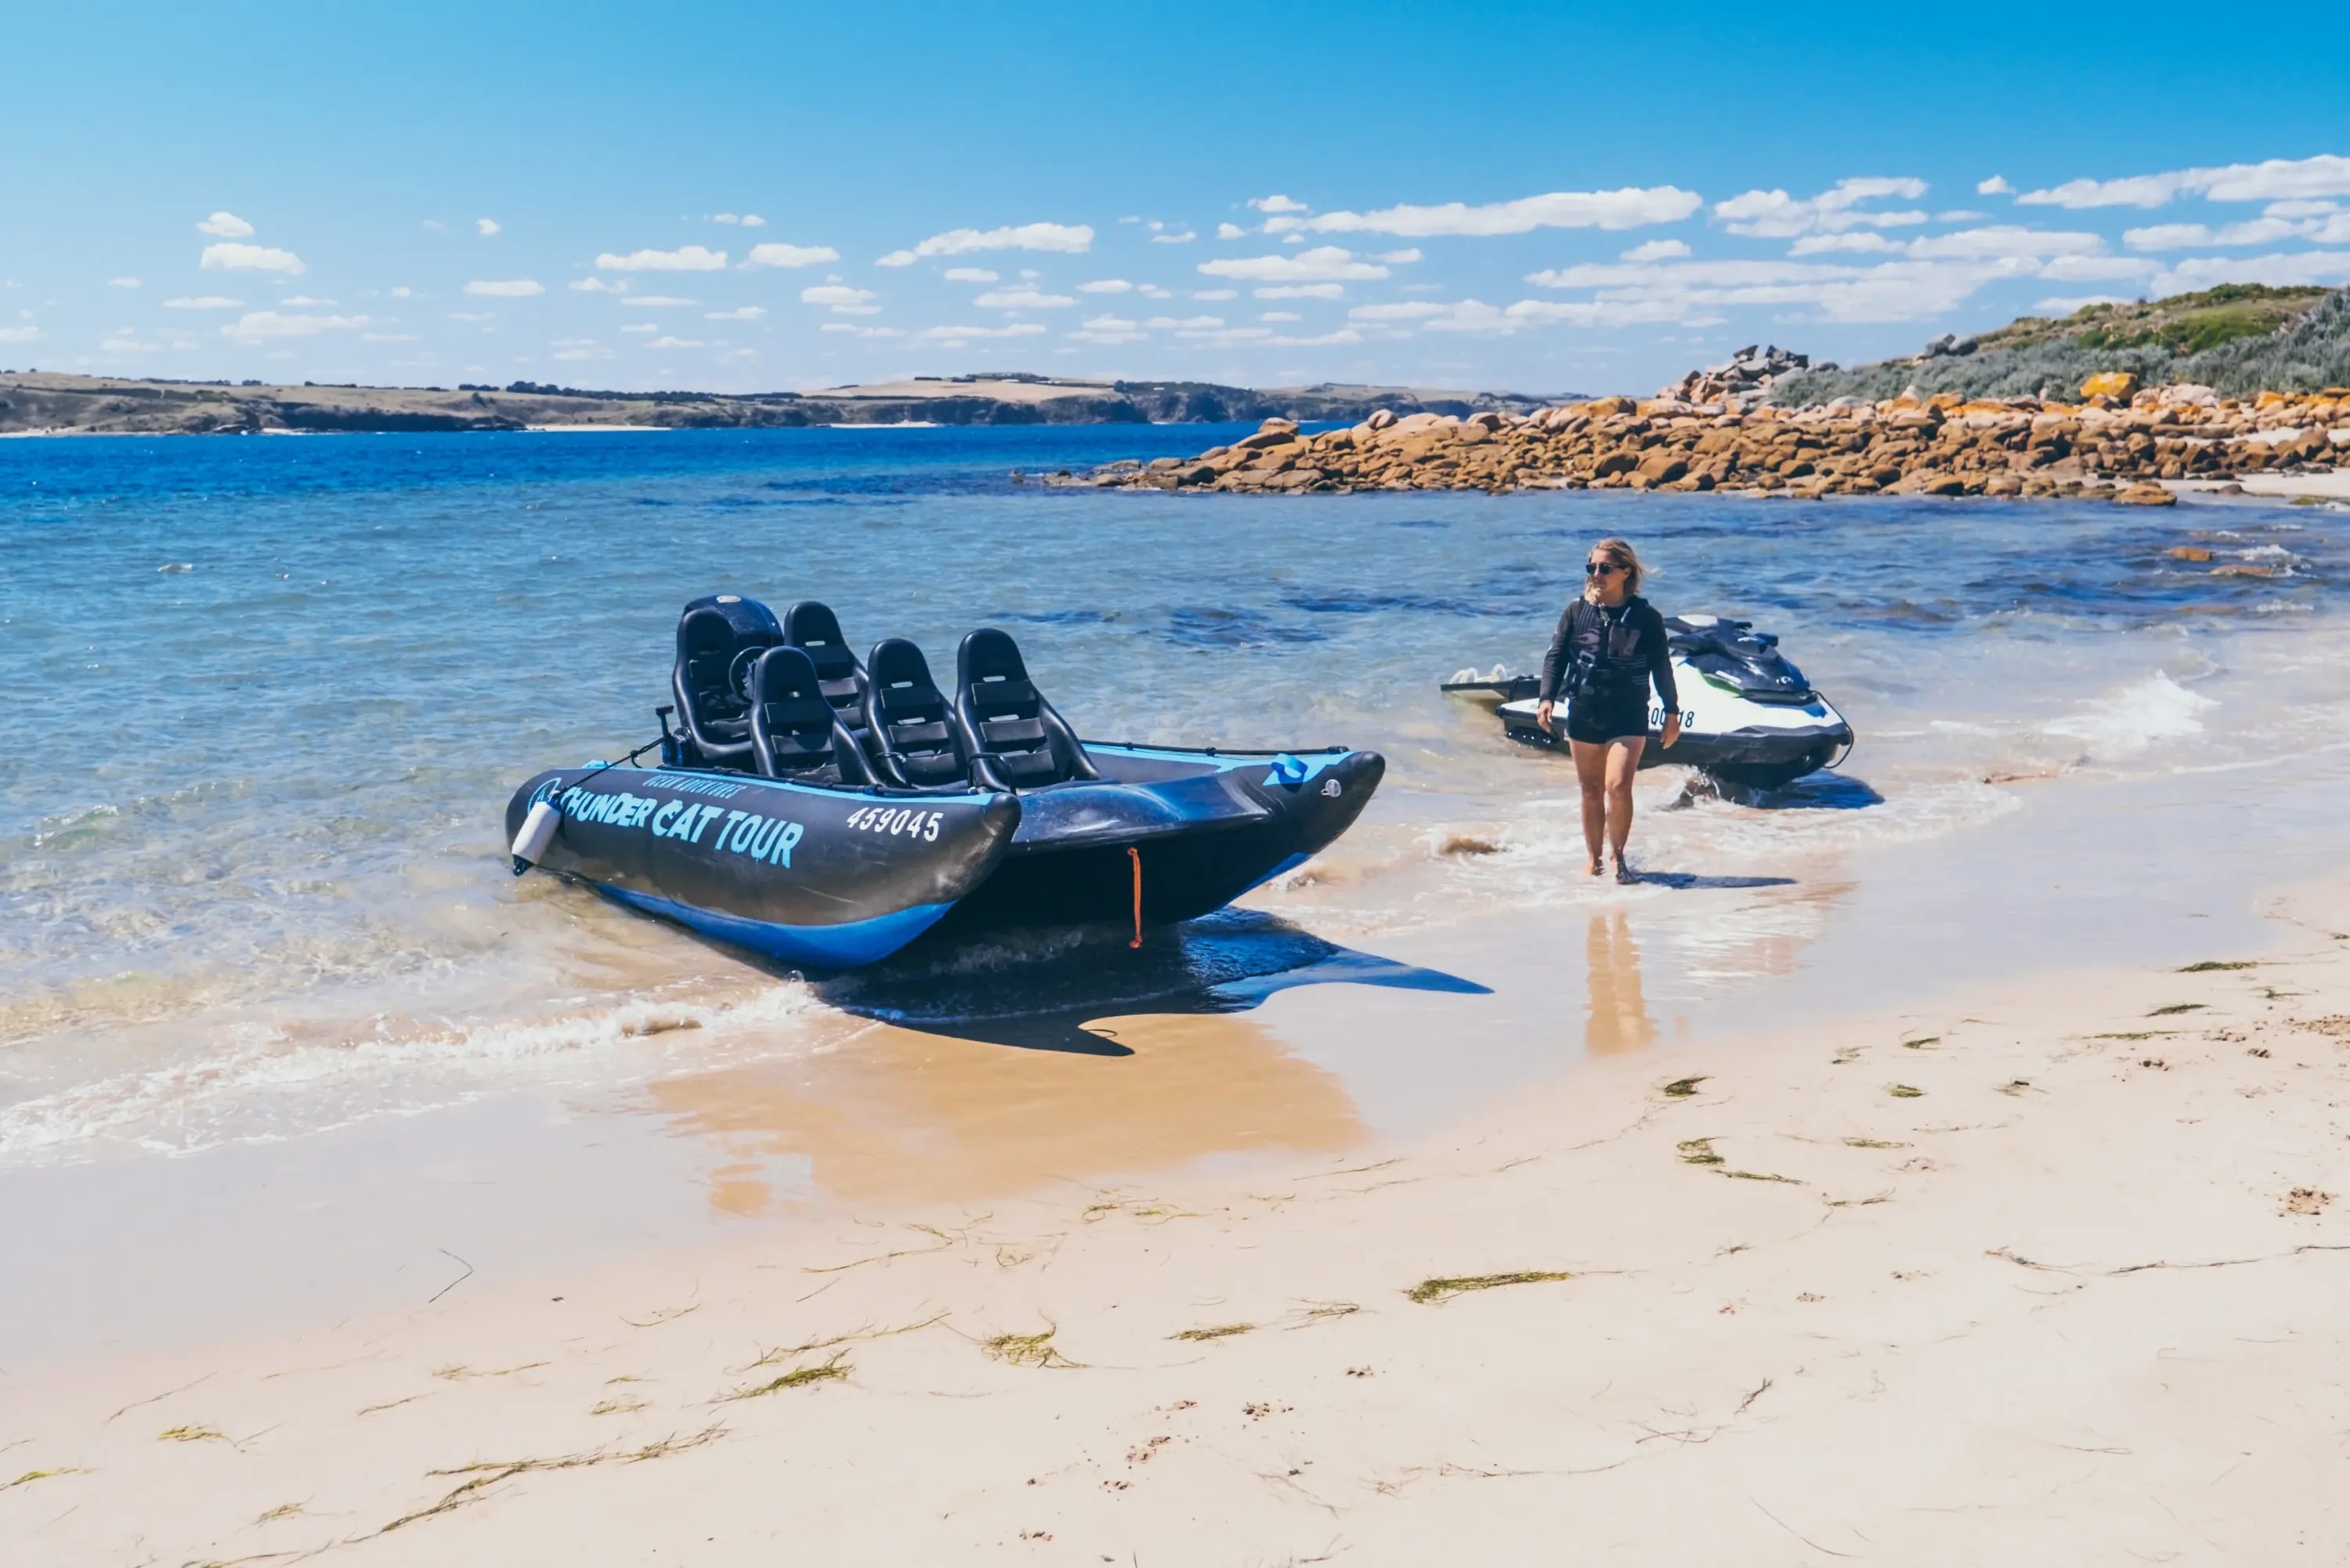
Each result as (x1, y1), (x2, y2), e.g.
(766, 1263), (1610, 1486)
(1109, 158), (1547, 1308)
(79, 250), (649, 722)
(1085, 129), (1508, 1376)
(1629, 872), (1799, 891)
(1671, 771), (1885, 811)
(805, 909), (1492, 1056)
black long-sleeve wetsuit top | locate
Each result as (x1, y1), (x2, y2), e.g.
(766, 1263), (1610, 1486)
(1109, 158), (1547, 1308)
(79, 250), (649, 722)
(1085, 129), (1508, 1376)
(1536, 593), (1679, 712)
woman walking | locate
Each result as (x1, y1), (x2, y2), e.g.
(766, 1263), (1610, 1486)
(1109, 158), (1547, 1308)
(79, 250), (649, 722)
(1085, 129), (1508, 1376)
(1535, 537), (1680, 883)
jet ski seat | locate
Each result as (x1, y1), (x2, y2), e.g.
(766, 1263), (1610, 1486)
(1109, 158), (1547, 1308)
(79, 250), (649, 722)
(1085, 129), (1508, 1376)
(672, 594), (783, 770)
(749, 646), (871, 784)
(953, 627), (1100, 789)
(783, 601), (868, 732)
(862, 638), (978, 789)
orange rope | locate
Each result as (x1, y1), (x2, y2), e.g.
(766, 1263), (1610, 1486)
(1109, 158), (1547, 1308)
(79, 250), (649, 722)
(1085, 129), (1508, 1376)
(1128, 846), (1143, 948)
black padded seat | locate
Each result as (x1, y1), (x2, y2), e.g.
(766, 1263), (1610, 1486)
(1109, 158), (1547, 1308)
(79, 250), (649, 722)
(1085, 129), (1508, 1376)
(861, 638), (975, 789)
(671, 594), (782, 770)
(952, 627), (1100, 790)
(783, 601), (869, 730)
(750, 646), (870, 784)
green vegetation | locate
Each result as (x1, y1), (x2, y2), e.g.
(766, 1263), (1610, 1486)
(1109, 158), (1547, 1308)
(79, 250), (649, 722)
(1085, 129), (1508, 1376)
(1406, 1270), (1575, 1304)
(1661, 1076), (1708, 1097)
(1170, 1323), (1256, 1342)
(1678, 1137), (1724, 1165)
(720, 1354), (848, 1400)
(2178, 960), (2258, 973)
(2149, 1003), (2207, 1016)
(1773, 286), (2348, 403)
(1886, 1084), (1924, 1098)
(982, 1328), (1076, 1367)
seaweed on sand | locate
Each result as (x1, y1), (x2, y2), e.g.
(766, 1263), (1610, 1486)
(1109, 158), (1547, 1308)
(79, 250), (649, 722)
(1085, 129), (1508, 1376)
(982, 1328), (1079, 1368)
(372, 1426), (725, 1535)
(1661, 1077), (1708, 1098)
(1405, 1271), (1574, 1305)
(719, 1353), (848, 1401)
(1171, 1323), (1257, 1342)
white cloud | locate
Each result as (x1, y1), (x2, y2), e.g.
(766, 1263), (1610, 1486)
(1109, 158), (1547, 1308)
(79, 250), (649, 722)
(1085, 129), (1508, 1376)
(108, 276), (140, 288)
(197, 211), (254, 238)
(703, 305), (765, 321)
(819, 322), (904, 338)
(0, 324), (44, 344)
(389, 286), (412, 298)
(1148, 229), (1197, 244)
(1194, 287), (1237, 300)
(801, 284), (880, 314)
(1068, 313), (1145, 344)
(465, 278), (543, 297)
(742, 242), (841, 268)
(645, 335), (704, 349)
(1714, 178), (1930, 238)
(1905, 226), (2106, 260)
(1254, 283), (1344, 299)
(974, 287), (1075, 309)
(2020, 154), (2350, 210)
(2149, 250), (2350, 294)
(2033, 294), (2127, 313)
(100, 331), (158, 352)
(713, 213), (768, 227)
(1620, 238), (1690, 262)
(1144, 314), (1224, 329)
(1076, 278), (1132, 294)
(220, 310), (371, 341)
(2123, 218), (2312, 251)
(1138, 284), (1173, 299)
(1369, 248), (1423, 264)
(201, 242), (305, 274)
(551, 338), (613, 361)
(1265, 327), (1360, 346)
(1977, 175), (2015, 197)
(875, 222), (1094, 266)
(621, 323), (656, 334)
(1348, 301), (1455, 321)
(1260, 310), (1303, 322)
(627, 295), (696, 306)
(1199, 246), (1388, 283)
(360, 331), (418, 341)
(1788, 232), (1904, 256)
(1285, 186), (1701, 238)
(277, 294), (337, 305)
(909, 321), (1050, 342)
(2036, 255), (2159, 283)
(447, 311), (494, 323)
(595, 245), (728, 272)
(569, 277), (628, 293)
(1517, 253), (2142, 325)
(944, 267), (1000, 283)
(2266, 199), (2340, 219)
(1249, 194), (1309, 214)
(476, 218), (501, 237)
(163, 295), (241, 309)
(1216, 222), (1248, 240)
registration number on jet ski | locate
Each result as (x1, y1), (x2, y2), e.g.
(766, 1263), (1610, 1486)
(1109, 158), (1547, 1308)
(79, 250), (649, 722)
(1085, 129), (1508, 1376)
(844, 805), (945, 842)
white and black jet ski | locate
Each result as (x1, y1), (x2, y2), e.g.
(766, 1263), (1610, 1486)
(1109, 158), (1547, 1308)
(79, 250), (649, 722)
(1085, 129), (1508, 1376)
(1443, 614), (1853, 791)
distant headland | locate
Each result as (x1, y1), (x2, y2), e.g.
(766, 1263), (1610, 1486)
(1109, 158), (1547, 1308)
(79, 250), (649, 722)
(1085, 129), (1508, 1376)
(0, 370), (1564, 437)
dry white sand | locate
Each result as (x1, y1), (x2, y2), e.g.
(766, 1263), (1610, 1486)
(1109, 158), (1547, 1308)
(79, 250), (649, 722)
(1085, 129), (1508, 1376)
(6, 884), (2348, 1565)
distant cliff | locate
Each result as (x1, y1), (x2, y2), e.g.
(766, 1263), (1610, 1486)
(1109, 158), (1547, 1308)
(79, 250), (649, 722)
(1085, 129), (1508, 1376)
(0, 371), (1567, 435)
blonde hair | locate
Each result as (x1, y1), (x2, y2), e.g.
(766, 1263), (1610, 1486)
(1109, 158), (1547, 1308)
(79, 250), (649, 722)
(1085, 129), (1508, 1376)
(1583, 537), (1647, 602)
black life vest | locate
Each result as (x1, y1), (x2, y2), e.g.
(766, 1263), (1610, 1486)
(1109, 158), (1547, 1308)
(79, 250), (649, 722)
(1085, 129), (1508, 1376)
(1564, 595), (1654, 703)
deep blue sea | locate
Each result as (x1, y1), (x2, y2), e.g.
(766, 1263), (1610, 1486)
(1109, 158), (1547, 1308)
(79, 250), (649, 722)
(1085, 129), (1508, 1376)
(5, 425), (2347, 1166)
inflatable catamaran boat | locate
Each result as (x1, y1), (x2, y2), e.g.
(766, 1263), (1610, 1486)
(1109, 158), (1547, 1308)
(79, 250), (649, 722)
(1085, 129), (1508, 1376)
(1444, 613), (1853, 791)
(506, 595), (1383, 969)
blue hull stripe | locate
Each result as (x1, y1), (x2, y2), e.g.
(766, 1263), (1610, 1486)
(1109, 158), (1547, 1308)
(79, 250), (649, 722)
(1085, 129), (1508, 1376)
(599, 886), (953, 969)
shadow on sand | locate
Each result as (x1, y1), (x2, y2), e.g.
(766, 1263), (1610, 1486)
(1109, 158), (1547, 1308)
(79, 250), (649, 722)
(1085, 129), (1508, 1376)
(804, 909), (1491, 1055)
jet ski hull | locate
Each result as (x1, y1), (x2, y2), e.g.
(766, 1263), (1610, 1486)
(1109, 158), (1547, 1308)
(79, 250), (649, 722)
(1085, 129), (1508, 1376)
(504, 743), (1382, 969)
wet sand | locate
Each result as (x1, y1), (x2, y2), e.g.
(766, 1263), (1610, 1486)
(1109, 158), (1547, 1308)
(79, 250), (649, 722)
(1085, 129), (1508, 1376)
(7, 867), (2347, 1564)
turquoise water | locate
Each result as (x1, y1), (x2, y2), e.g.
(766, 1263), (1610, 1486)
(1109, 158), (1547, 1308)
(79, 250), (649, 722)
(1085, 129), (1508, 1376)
(4, 427), (2346, 1165)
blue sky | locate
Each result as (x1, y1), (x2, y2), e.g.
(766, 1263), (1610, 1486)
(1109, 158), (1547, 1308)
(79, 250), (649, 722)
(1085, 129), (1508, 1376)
(5, 2), (2347, 396)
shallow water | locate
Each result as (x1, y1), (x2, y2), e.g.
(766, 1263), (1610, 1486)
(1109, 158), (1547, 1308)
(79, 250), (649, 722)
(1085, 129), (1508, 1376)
(4, 426), (2348, 1172)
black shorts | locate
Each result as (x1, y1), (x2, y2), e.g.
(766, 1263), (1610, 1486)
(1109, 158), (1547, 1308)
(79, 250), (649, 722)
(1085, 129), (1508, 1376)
(1564, 693), (1650, 746)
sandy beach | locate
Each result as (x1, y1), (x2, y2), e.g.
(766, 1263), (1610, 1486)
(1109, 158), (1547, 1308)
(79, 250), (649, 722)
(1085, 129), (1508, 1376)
(9, 865), (2345, 1565)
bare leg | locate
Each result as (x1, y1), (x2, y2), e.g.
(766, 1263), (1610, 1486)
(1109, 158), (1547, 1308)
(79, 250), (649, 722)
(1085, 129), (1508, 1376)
(1568, 739), (1608, 873)
(1604, 736), (1647, 870)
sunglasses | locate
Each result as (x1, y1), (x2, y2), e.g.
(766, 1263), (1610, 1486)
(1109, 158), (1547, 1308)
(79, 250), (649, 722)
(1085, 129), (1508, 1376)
(1584, 561), (1622, 577)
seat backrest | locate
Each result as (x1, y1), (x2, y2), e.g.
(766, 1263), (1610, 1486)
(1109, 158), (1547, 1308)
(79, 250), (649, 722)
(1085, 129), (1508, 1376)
(672, 594), (781, 767)
(861, 638), (972, 788)
(784, 601), (868, 728)
(952, 627), (1099, 789)
(750, 646), (870, 784)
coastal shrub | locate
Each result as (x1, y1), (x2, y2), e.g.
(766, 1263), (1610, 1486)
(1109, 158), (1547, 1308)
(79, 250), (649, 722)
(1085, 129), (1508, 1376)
(1773, 287), (2350, 403)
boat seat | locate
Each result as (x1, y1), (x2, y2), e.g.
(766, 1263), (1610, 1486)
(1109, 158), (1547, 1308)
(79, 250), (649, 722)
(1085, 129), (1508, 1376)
(671, 594), (783, 771)
(784, 601), (869, 731)
(952, 627), (1099, 790)
(750, 646), (871, 784)
(861, 638), (977, 789)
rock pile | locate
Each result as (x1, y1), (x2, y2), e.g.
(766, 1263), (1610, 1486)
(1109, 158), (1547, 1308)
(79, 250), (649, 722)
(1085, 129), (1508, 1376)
(1654, 344), (1810, 409)
(1088, 379), (2349, 505)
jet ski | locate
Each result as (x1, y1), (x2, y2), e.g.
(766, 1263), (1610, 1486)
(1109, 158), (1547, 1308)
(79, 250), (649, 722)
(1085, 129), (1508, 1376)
(1442, 613), (1853, 791)
(504, 594), (1383, 970)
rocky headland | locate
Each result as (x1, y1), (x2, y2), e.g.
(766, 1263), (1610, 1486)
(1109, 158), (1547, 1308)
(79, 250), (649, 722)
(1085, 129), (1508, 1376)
(0, 371), (1556, 436)
(1092, 285), (2350, 505)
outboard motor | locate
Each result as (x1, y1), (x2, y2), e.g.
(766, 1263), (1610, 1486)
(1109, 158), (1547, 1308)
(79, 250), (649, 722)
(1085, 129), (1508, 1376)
(1664, 614), (1816, 705)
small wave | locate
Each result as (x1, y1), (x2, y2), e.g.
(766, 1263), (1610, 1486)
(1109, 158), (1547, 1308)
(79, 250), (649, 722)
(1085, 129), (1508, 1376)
(2044, 670), (2217, 761)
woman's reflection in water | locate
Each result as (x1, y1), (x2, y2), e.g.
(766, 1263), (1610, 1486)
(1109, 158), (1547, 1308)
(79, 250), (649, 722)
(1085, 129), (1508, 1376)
(1585, 909), (1656, 1054)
